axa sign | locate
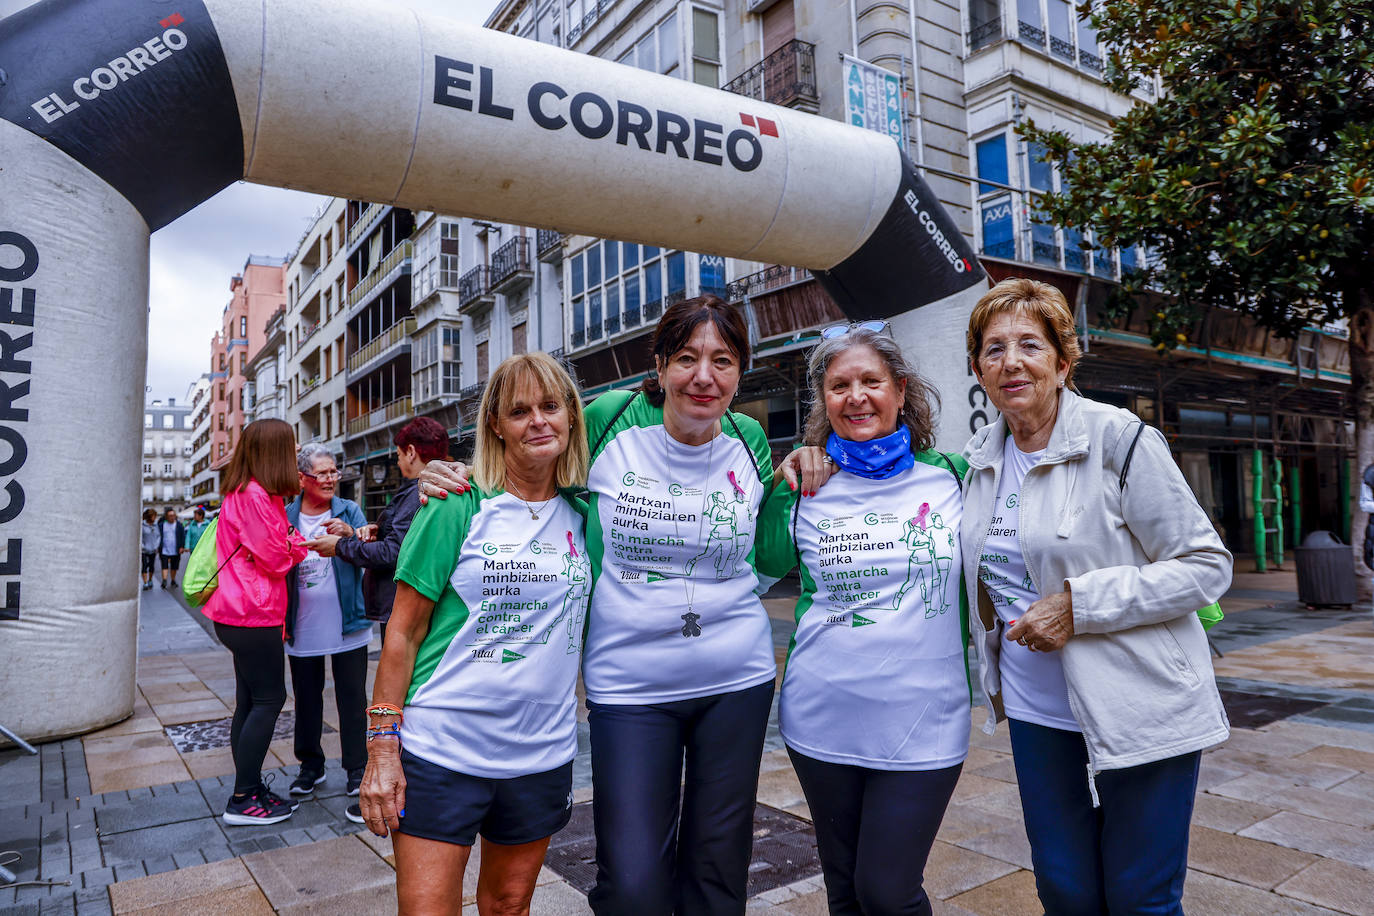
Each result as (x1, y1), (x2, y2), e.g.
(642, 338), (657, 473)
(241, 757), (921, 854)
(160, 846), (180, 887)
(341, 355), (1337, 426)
(434, 56), (774, 172)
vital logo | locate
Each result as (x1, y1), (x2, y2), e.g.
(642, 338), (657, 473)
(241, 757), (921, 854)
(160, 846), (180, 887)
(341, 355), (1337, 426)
(852, 614), (876, 627)
(501, 649), (526, 663)
(433, 57), (771, 173)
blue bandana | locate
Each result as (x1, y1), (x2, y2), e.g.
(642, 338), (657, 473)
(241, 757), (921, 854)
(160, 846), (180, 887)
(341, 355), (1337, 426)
(825, 427), (914, 480)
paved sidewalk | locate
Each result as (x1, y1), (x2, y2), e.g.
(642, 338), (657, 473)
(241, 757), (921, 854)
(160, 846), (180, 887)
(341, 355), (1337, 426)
(2, 569), (1373, 914)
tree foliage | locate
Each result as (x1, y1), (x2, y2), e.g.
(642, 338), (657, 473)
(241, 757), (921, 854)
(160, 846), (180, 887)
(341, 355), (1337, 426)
(1020, 0), (1374, 348)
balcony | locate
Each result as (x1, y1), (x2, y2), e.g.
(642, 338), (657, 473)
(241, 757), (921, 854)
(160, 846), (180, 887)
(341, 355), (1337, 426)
(724, 264), (812, 303)
(1017, 20), (1046, 47)
(264, 307), (286, 340)
(968, 19), (1002, 51)
(295, 265), (322, 305)
(721, 39), (818, 112)
(347, 202), (385, 249)
(567, 0), (614, 45)
(294, 320), (320, 356)
(347, 395), (412, 438)
(295, 375), (321, 404)
(490, 237), (533, 295)
(537, 228), (564, 263)
(347, 317), (416, 379)
(347, 240), (412, 313)
(458, 266), (495, 314)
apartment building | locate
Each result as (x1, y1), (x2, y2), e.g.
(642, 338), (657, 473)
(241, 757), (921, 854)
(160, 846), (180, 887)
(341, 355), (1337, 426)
(188, 373), (215, 503)
(243, 305), (287, 424)
(141, 396), (195, 512)
(206, 257), (288, 485)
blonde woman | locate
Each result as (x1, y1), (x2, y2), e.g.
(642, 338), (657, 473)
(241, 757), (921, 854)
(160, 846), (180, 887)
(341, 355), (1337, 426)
(358, 352), (590, 916)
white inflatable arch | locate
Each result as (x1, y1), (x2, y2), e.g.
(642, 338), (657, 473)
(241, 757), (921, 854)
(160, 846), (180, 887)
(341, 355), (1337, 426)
(0, 0), (985, 742)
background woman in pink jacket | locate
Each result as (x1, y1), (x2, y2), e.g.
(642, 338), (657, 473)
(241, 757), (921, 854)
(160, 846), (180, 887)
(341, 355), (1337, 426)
(203, 418), (309, 826)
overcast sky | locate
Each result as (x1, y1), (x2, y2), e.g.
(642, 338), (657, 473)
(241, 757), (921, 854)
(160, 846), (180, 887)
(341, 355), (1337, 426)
(0, 0), (501, 402)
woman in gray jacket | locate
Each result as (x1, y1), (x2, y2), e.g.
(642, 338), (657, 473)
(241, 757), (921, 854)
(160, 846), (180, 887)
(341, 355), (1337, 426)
(961, 278), (1231, 916)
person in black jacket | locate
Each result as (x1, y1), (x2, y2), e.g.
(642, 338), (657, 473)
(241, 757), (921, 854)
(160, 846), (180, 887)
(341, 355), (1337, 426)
(307, 418), (451, 642)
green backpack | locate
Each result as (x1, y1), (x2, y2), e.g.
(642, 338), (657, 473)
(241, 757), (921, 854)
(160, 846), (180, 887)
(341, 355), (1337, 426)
(181, 517), (239, 607)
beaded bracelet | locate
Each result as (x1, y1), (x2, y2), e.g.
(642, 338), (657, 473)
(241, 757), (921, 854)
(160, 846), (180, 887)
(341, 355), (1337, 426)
(366, 704), (403, 721)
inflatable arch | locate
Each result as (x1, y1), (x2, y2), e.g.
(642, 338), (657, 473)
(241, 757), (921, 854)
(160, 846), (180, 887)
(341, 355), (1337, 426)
(0, 0), (985, 742)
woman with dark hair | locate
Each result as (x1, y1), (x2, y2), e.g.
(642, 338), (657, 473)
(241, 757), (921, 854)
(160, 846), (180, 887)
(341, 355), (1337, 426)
(202, 418), (308, 826)
(420, 296), (780, 915)
(755, 323), (968, 915)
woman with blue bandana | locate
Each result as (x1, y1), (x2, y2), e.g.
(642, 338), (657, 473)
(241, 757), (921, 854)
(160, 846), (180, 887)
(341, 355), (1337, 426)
(755, 322), (969, 916)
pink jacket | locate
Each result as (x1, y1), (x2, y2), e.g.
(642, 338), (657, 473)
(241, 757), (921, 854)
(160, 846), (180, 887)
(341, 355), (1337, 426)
(203, 479), (308, 629)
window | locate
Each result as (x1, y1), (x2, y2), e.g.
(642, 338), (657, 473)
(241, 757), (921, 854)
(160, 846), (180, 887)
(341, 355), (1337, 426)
(144, 413), (152, 428)
(691, 9), (720, 87)
(628, 12), (680, 75)
(143, 462), (152, 476)
(163, 484), (175, 500)
(699, 255), (726, 298)
(239, 353), (247, 373)
(975, 135), (1015, 259)
(184, 415), (194, 429)
(658, 11), (679, 74)
(666, 251), (686, 297)
(968, 0), (1002, 49)
(218, 443), (226, 458)
(163, 462), (173, 476)
(143, 485), (153, 501)
(442, 328), (461, 393)
(218, 413), (225, 431)
(512, 321), (527, 355)
(476, 340), (489, 380)
(218, 353), (226, 371)
(162, 414), (173, 429)
(239, 316), (247, 337)
(144, 438), (153, 454)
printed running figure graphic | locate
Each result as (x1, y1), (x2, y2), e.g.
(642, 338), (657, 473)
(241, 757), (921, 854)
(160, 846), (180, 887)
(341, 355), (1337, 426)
(685, 479), (749, 578)
(893, 502), (933, 611)
(926, 512), (954, 616)
(557, 532), (591, 653)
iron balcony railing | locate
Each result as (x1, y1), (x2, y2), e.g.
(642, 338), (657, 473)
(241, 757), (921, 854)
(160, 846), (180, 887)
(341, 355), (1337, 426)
(346, 240), (412, 311)
(347, 317), (415, 375)
(1079, 48), (1103, 74)
(1049, 34), (1075, 62)
(1018, 20), (1046, 47)
(536, 228), (563, 261)
(724, 264), (811, 303)
(458, 266), (492, 309)
(295, 375), (321, 404)
(490, 237), (532, 291)
(567, 0), (614, 45)
(721, 39), (818, 110)
(293, 321), (320, 355)
(968, 19), (1002, 51)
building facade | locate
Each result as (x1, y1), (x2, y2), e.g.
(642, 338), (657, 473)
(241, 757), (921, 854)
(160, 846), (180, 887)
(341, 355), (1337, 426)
(243, 305), (287, 425)
(188, 373), (215, 503)
(141, 396), (195, 512)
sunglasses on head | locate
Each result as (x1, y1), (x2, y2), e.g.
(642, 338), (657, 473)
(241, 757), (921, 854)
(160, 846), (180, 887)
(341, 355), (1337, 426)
(820, 319), (891, 339)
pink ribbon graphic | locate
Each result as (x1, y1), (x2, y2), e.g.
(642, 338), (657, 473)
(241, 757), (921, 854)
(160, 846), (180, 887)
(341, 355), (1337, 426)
(911, 502), (931, 530)
(566, 530), (578, 558)
(728, 470), (746, 498)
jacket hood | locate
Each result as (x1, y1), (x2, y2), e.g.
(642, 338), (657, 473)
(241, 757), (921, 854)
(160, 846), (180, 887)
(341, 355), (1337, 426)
(966, 388), (1091, 469)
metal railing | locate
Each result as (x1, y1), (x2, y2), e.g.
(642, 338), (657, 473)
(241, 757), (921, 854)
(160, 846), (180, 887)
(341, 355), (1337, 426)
(567, 0), (614, 45)
(721, 39), (817, 109)
(724, 264), (810, 303)
(295, 376), (321, 404)
(347, 240), (412, 311)
(968, 19), (1002, 51)
(294, 321), (320, 355)
(571, 328), (586, 348)
(491, 237), (532, 289)
(604, 313), (621, 337)
(1079, 48), (1103, 74)
(1049, 35), (1075, 62)
(347, 202), (384, 249)
(347, 317), (415, 375)
(644, 298), (663, 322)
(458, 266), (492, 308)
(536, 228), (563, 261)
(1018, 20), (1046, 46)
(347, 395), (412, 437)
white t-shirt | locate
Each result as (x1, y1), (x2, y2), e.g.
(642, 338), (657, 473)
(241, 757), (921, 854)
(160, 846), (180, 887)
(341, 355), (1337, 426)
(768, 459), (971, 770)
(582, 392), (776, 705)
(397, 491), (589, 777)
(160, 522), (178, 556)
(287, 509), (373, 658)
(977, 440), (1079, 731)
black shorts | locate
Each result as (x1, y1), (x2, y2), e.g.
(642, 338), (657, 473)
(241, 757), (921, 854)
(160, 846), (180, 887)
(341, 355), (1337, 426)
(141, 552), (156, 575)
(160, 553), (180, 572)
(396, 748), (573, 847)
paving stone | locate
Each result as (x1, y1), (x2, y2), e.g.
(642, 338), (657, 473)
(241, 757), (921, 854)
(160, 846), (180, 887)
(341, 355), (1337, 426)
(1181, 868), (1346, 915)
(1267, 720), (1374, 754)
(1240, 811), (1374, 869)
(922, 841), (1019, 900)
(1204, 749), (1359, 789)
(968, 756), (1018, 784)
(72, 888), (111, 916)
(934, 801), (1018, 844)
(755, 767), (807, 812)
(1274, 858), (1374, 916)
(109, 865), (144, 884)
(79, 870), (113, 890)
(98, 817), (226, 869)
(94, 790), (211, 835)
(1297, 744), (1374, 774)
(107, 857), (272, 916)
(198, 844), (233, 865)
(226, 840), (260, 857)
(1210, 772), (1374, 828)
(355, 831), (394, 867)
(241, 835), (396, 914)
(0, 901), (41, 916)
(1192, 791), (1279, 833)
(37, 895), (75, 916)
(140, 858), (176, 877)
(953, 825), (1034, 871)
(1186, 825), (1319, 890)
(945, 868), (1040, 915)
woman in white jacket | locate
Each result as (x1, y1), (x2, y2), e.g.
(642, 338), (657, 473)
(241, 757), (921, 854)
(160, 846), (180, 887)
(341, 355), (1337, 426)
(960, 278), (1231, 916)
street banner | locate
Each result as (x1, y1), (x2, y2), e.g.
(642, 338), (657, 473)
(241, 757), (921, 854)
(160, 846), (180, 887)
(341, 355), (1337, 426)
(842, 54), (906, 150)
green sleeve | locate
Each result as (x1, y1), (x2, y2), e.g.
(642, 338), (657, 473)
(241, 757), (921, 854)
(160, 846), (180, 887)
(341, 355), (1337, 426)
(584, 389), (640, 462)
(394, 491), (477, 601)
(754, 477), (800, 580)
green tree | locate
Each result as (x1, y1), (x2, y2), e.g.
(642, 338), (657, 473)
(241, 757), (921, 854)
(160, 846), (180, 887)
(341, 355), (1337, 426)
(1021, 0), (1374, 516)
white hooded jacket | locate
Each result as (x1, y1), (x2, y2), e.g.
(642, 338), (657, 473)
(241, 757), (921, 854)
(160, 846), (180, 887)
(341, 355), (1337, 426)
(961, 389), (1231, 780)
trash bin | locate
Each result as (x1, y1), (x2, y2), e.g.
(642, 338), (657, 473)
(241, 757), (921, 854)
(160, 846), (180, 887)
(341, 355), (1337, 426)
(1294, 531), (1357, 607)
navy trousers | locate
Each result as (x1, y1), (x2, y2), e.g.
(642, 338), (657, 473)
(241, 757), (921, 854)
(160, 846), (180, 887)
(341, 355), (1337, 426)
(1008, 719), (1201, 916)
(586, 680), (775, 916)
(788, 748), (961, 916)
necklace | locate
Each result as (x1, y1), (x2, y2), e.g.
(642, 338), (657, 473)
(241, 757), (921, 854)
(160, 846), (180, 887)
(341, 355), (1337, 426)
(664, 424), (717, 637)
(504, 476), (557, 520)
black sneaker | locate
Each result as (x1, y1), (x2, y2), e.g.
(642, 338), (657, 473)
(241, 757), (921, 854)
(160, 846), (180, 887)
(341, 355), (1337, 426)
(290, 768), (326, 796)
(346, 768), (364, 797)
(223, 788), (295, 826)
(345, 803), (365, 824)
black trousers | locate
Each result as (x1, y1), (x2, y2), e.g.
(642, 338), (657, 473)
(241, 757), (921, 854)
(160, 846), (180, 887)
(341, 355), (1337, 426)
(140, 552), (156, 576)
(287, 644), (369, 776)
(788, 748), (962, 916)
(587, 680), (775, 916)
(214, 622), (287, 796)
